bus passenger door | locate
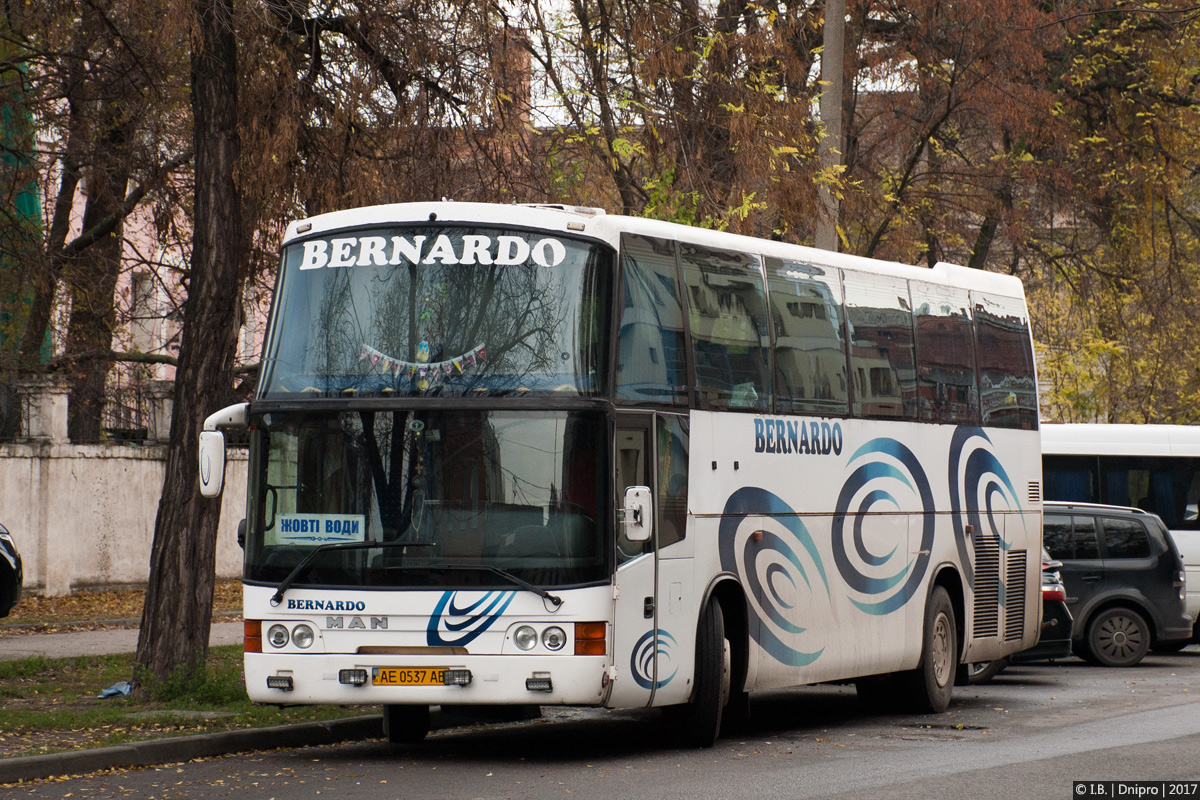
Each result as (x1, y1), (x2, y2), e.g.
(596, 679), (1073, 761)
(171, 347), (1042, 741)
(610, 414), (659, 708)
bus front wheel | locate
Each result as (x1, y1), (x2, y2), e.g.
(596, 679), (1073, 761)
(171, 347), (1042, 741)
(666, 597), (729, 748)
(383, 703), (430, 744)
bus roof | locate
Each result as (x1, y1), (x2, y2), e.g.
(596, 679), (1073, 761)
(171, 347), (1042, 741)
(283, 201), (1027, 299)
(1040, 423), (1200, 457)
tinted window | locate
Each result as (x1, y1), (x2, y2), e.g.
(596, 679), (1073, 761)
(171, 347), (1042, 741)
(680, 244), (770, 410)
(1073, 516), (1100, 559)
(1101, 517), (1152, 559)
(765, 258), (848, 416)
(1043, 514), (1073, 560)
(657, 415), (689, 549)
(972, 292), (1037, 430)
(913, 282), (979, 425)
(617, 234), (688, 405)
(616, 427), (651, 565)
(1097, 455), (1200, 530)
(842, 272), (916, 419)
(1043, 455), (1100, 503)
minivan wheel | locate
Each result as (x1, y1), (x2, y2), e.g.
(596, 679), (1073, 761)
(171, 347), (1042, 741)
(1087, 607), (1150, 667)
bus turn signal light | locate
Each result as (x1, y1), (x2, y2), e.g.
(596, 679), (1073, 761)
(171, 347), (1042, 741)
(244, 620), (263, 653)
(574, 622), (606, 656)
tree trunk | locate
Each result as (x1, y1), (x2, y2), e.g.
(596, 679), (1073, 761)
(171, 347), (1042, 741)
(135, 0), (243, 687)
(64, 162), (129, 443)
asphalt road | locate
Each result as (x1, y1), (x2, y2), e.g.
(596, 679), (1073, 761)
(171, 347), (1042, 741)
(6, 647), (1200, 800)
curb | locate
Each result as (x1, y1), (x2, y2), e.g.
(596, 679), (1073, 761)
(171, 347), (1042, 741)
(0, 715), (383, 785)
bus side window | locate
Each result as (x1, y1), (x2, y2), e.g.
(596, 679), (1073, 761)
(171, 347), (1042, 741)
(679, 244), (770, 411)
(616, 428), (651, 564)
(1043, 455), (1099, 503)
(842, 272), (917, 420)
(972, 292), (1037, 430)
(1185, 468), (1200, 526)
(912, 281), (979, 425)
(765, 258), (849, 417)
(616, 234), (688, 406)
(657, 415), (689, 549)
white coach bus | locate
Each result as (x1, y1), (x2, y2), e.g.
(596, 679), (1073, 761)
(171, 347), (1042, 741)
(198, 202), (1043, 746)
(1041, 423), (1200, 642)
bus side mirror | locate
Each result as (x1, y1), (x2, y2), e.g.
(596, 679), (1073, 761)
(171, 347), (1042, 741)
(199, 430), (226, 498)
(198, 402), (248, 499)
(623, 486), (653, 543)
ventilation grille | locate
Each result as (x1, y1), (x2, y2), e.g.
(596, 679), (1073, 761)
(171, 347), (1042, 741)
(972, 535), (1001, 639)
(1027, 481), (1042, 504)
(1005, 550), (1028, 642)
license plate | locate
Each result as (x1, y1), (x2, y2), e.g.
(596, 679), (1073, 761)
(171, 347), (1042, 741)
(371, 667), (447, 686)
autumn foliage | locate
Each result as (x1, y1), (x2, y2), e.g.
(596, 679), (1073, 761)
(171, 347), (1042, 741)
(3, 0), (1200, 681)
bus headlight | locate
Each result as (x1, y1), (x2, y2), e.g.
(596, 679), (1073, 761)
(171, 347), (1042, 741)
(542, 626), (567, 651)
(267, 624), (289, 648)
(514, 625), (538, 651)
(292, 624), (316, 649)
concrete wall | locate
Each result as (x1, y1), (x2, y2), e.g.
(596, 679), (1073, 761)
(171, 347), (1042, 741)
(0, 442), (247, 596)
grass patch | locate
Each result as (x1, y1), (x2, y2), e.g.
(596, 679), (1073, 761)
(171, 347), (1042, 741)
(0, 645), (371, 759)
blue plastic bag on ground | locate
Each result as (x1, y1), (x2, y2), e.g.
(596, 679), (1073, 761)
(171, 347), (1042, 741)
(98, 680), (132, 699)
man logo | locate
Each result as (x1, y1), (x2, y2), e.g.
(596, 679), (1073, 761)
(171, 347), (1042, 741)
(426, 591), (516, 647)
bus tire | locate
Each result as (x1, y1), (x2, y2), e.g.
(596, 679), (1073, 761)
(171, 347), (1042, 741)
(669, 597), (728, 748)
(383, 704), (430, 744)
(900, 586), (956, 712)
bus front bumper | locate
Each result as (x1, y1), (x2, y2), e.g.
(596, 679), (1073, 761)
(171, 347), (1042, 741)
(245, 652), (611, 706)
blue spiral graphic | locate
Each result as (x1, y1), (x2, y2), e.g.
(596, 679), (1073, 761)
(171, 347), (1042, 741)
(719, 487), (827, 667)
(630, 629), (678, 689)
(426, 590), (516, 647)
(948, 427), (1025, 578)
(832, 438), (934, 616)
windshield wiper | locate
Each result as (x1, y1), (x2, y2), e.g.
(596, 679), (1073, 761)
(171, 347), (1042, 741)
(350, 562), (563, 607)
(425, 564), (563, 608)
(270, 541), (431, 606)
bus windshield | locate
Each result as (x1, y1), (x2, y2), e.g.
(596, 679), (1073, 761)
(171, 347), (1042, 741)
(258, 226), (611, 399)
(245, 409), (609, 589)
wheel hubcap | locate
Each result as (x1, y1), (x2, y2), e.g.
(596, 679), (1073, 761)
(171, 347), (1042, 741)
(931, 613), (952, 687)
(1098, 614), (1143, 660)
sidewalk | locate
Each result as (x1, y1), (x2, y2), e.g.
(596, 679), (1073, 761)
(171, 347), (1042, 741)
(0, 622), (384, 785)
(0, 621), (244, 661)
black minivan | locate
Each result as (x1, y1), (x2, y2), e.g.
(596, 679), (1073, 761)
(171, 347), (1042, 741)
(1043, 502), (1191, 667)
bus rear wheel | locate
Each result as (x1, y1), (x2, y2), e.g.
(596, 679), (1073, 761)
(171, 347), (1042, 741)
(899, 586), (956, 712)
(383, 704), (430, 744)
(667, 597), (729, 748)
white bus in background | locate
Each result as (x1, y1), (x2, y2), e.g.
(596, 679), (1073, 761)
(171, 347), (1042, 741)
(1041, 423), (1200, 642)
(198, 201), (1043, 747)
